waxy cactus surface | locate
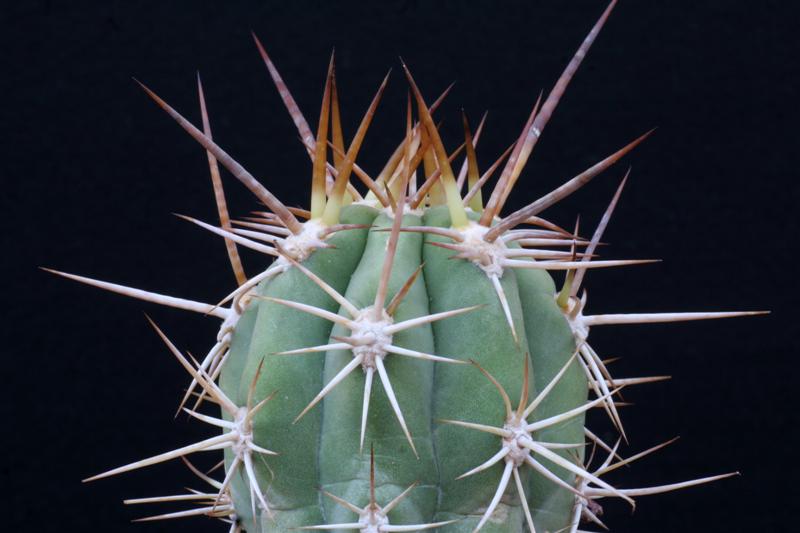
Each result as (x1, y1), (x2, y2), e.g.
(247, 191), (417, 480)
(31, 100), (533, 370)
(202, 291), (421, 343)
(48, 2), (766, 532)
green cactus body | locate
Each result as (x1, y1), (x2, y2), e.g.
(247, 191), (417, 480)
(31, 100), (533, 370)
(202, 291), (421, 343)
(213, 204), (580, 533)
(222, 204), (379, 530)
(51, 2), (765, 532)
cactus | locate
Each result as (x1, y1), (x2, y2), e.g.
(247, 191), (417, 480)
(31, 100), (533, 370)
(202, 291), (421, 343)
(47, 2), (767, 532)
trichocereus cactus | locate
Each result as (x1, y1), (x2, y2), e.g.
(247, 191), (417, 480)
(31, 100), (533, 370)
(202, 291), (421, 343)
(47, 2), (766, 532)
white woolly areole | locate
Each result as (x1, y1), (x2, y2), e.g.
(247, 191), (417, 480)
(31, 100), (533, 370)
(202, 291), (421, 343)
(353, 198), (384, 210)
(217, 310), (240, 344)
(230, 406), (255, 457)
(381, 202), (424, 218)
(351, 306), (394, 369)
(457, 221), (509, 277)
(280, 219), (328, 262)
(561, 294), (590, 341)
(503, 417), (533, 466)
(358, 506), (391, 533)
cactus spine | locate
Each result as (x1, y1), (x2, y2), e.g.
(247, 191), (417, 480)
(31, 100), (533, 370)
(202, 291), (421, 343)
(48, 2), (766, 532)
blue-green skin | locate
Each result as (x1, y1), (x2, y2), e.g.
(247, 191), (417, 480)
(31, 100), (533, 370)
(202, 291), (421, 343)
(222, 204), (378, 531)
(516, 269), (585, 532)
(319, 213), (437, 527)
(423, 207), (532, 533)
(221, 204), (585, 532)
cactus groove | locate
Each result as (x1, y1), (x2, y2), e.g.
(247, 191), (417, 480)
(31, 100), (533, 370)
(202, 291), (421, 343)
(48, 1), (767, 532)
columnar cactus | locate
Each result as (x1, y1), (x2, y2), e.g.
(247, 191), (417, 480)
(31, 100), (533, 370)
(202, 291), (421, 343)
(48, 2), (765, 532)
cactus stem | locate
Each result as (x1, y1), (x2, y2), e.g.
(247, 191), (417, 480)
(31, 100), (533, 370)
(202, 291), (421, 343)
(271, 228), (473, 447)
(482, 0), (618, 224)
(303, 450), (457, 532)
(196, 73), (247, 286)
(444, 354), (638, 531)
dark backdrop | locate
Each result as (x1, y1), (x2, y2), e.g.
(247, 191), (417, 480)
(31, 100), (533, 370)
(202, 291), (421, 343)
(3, 1), (796, 532)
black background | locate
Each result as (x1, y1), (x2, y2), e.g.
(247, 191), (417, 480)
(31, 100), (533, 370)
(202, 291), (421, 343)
(3, 1), (797, 532)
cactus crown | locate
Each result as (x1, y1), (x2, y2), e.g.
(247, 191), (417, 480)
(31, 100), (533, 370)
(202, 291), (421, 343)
(48, 1), (767, 532)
